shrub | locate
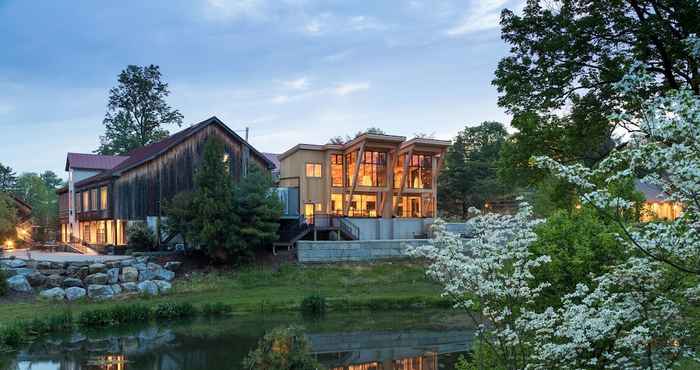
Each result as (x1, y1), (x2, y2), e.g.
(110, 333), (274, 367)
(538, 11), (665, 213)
(0, 269), (7, 297)
(242, 325), (324, 370)
(300, 293), (326, 317)
(127, 223), (156, 251)
(77, 308), (113, 328)
(153, 302), (196, 319)
(201, 302), (232, 316)
(109, 304), (151, 324)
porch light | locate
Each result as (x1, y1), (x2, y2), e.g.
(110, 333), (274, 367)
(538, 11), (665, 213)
(4, 240), (13, 249)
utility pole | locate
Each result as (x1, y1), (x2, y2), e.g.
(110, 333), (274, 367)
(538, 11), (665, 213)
(245, 127), (249, 142)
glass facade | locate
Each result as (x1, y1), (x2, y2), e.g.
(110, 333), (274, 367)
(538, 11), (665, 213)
(331, 154), (344, 187)
(348, 194), (377, 217)
(357, 151), (387, 187)
(331, 193), (344, 215)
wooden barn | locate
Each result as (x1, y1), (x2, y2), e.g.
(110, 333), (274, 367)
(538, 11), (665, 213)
(57, 117), (275, 248)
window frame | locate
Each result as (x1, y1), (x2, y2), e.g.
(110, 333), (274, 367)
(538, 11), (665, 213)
(305, 163), (322, 178)
(100, 186), (108, 210)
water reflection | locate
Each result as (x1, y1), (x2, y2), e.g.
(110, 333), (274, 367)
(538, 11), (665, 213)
(3, 312), (473, 370)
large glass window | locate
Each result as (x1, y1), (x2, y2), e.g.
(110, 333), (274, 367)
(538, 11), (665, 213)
(348, 194), (377, 217)
(345, 151), (357, 186)
(331, 154), (344, 187)
(91, 189), (98, 210)
(356, 151), (387, 187)
(305, 163), (322, 178)
(330, 193), (344, 215)
(408, 154), (432, 189)
(100, 186), (108, 210)
(395, 195), (422, 218)
(96, 221), (106, 244)
(82, 191), (90, 211)
(76, 192), (82, 213)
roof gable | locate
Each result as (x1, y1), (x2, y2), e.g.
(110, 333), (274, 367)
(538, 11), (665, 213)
(65, 153), (128, 171)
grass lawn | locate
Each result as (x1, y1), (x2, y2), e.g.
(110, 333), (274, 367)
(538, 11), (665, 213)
(0, 261), (447, 325)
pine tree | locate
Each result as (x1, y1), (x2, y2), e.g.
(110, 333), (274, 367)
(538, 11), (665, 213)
(235, 164), (282, 255)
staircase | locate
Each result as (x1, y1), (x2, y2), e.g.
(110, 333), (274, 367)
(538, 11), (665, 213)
(273, 214), (360, 255)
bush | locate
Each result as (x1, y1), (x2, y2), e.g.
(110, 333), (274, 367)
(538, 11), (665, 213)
(201, 302), (232, 316)
(0, 269), (8, 297)
(243, 325), (324, 370)
(153, 302), (196, 319)
(77, 304), (151, 327)
(127, 223), (156, 251)
(300, 293), (326, 317)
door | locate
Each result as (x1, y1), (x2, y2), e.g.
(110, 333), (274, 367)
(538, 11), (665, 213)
(304, 203), (315, 225)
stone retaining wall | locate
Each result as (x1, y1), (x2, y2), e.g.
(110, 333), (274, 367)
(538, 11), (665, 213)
(297, 239), (431, 263)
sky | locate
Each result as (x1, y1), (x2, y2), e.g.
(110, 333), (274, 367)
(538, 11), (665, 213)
(0, 0), (522, 178)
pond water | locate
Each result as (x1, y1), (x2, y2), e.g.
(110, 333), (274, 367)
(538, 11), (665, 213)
(1, 310), (474, 370)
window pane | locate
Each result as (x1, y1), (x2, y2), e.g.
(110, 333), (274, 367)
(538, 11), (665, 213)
(314, 164), (322, 177)
(100, 186), (108, 210)
(331, 154), (343, 187)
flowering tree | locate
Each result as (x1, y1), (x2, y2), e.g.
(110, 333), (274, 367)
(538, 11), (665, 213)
(410, 203), (549, 370)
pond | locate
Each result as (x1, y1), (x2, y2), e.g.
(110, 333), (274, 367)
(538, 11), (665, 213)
(1, 309), (475, 370)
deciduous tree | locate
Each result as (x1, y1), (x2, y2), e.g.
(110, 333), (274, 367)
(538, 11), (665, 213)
(0, 163), (16, 192)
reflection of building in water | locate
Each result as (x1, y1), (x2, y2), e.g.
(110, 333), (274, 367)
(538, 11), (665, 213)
(88, 355), (127, 370)
(330, 353), (438, 370)
(309, 330), (470, 370)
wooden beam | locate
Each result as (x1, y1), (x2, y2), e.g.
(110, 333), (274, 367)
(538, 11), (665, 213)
(393, 148), (413, 217)
(379, 149), (397, 218)
(344, 142), (366, 216)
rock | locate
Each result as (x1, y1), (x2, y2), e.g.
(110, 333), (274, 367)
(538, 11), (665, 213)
(84, 273), (109, 285)
(37, 261), (53, 270)
(136, 256), (149, 264)
(62, 277), (83, 288)
(1, 267), (17, 277)
(87, 284), (114, 300)
(120, 259), (134, 267)
(121, 282), (138, 292)
(88, 263), (107, 274)
(46, 274), (64, 288)
(154, 269), (174, 281)
(67, 266), (89, 279)
(39, 287), (66, 300)
(137, 281), (159, 296)
(13, 268), (34, 277)
(164, 261), (182, 272)
(51, 262), (64, 269)
(120, 266), (138, 283)
(153, 280), (172, 293)
(27, 272), (47, 286)
(105, 261), (120, 268)
(133, 262), (147, 271)
(107, 268), (120, 284)
(7, 275), (32, 293)
(110, 284), (122, 295)
(65, 287), (87, 301)
(2, 259), (26, 268)
(138, 269), (155, 282)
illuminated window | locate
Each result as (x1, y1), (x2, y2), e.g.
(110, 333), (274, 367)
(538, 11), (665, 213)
(408, 154), (432, 189)
(304, 203), (316, 224)
(394, 154), (404, 188)
(357, 151), (387, 187)
(75, 192), (82, 212)
(348, 194), (377, 217)
(96, 221), (106, 244)
(82, 191), (90, 211)
(305, 163), (322, 178)
(100, 186), (108, 210)
(91, 189), (98, 210)
(331, 193), (344, 215)
(331, 154), (344, 187)
(345, 151), (357, 185)
(394, 195), (423, 218)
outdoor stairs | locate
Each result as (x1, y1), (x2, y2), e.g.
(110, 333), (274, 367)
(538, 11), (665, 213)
(273, 215), (360, 255)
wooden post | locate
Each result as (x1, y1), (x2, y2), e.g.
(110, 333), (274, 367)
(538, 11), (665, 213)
(344, 142), (366, 216)
(380, 149), (397, 218)
(393, 148), (413, 216)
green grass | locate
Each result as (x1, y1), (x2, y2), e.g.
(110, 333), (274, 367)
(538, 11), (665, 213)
(0, 261), (447, 325)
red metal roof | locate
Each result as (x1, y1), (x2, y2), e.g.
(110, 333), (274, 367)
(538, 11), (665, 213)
(65, 153), (128, 171)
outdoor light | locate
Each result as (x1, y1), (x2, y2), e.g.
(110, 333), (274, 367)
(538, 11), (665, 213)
(4, 240), (14, 249)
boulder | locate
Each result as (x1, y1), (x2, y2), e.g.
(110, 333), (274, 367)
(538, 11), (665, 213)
(37, 261), (53, 270)
(67, 266), (90, 279)
(137, 281), (159, 296)
(46, 274), (64, 288)
(136, 256), (149, 264)
(1, 259), (26, 268)
(84, 273), (109, 285)
(7, 275), (32, 293)
(105, 261), (120, 269)
(39, 287), (66, 300)
(87, 284), (114, 300)
(119, 259), (134, 267)
(133, 262), (147, 271)
(107, 268), (120, 284)
(164, 261), (182, 272)
(27, 272), (47, 286)
(65, 287), (87, 301)
(88, 263), (107, 274)
(153, 280), (172, 293)
(121, 282), (138, 292)
(110, 284), (122, 295)
(13, 268), (34, 277)
(138, 269), (155, 282)
(63, 277), (83, 288)
(120, 267), (139, 283)
(154, 269), (174, 281)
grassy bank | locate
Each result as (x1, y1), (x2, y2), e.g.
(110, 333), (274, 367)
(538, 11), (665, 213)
(0, 261), (447, 325)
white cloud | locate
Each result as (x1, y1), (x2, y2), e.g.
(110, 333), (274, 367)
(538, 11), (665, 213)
(204, 0), (268, 20)
(347, 15), (385, 31)
(282, 77), (310, 90)
(322, 49), (353, 63)
(333, 82), (371, 96)
(271, 95), (290, 104)
(301, 13), (386, 35)
(445, 0), (512, 36)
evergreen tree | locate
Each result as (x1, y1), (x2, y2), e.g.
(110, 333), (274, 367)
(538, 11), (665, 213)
(0, 193), (17, 242)
(0, 163), (16, 192)
(97, 64), (183, 155)
(235, 164), (282, 255)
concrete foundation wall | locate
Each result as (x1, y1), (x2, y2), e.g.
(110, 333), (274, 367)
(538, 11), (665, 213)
(347, 218), (433, 240)
(297, 239), (432, 263)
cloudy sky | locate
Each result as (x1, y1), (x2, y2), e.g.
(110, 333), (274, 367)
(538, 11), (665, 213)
(0, 0), (521, 177)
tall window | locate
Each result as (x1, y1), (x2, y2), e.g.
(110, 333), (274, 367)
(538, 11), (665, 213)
(100, 186), (108, 210)
(305, 163), (322, 178)
(408, 154), (433, 189)
(330, 193), (344, 215)
(348, 194), (377, 217)
(82, 191), (90, 211)
(76, 192), (81, 213)
(331, 154), (344, 187)
(91, 189), (98, 211)
(358, 151), (387, 187)
(345, 151), (357, 186)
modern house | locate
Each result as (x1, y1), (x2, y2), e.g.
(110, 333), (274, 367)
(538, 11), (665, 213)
(635, 180), (683, 221)
(277, 133), (449, 241)
(57, 117), (275, 249)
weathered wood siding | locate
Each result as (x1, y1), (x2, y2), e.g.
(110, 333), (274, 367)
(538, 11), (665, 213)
(113, 124), (269, 220)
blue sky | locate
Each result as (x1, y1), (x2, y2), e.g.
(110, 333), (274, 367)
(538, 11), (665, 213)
(0, 0), (521, 177)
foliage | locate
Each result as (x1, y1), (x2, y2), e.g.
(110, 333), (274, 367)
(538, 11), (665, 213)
(300, 293), (326, 317)
(201, 302), (233, 316)
(529, 208), (628, 308)
(97, 64), (183, 155)
(77, 304), (151, 328)
(14, 171), (62, 242)
(0, 269), (7, 297)
(0, 192), (17, 242)
(163, 191), (194, 244)
(494, 0), (700, 199)
(410, 203), (548, 370)
(153, 302), (196, 319)
(440, 121), (512, 218)
(126, 223), (155, 251)
(235, 163), (282, 259)
(0, 163), (16, 192)
(327, 127), (387, 145)
(242, 325), (324, 370)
